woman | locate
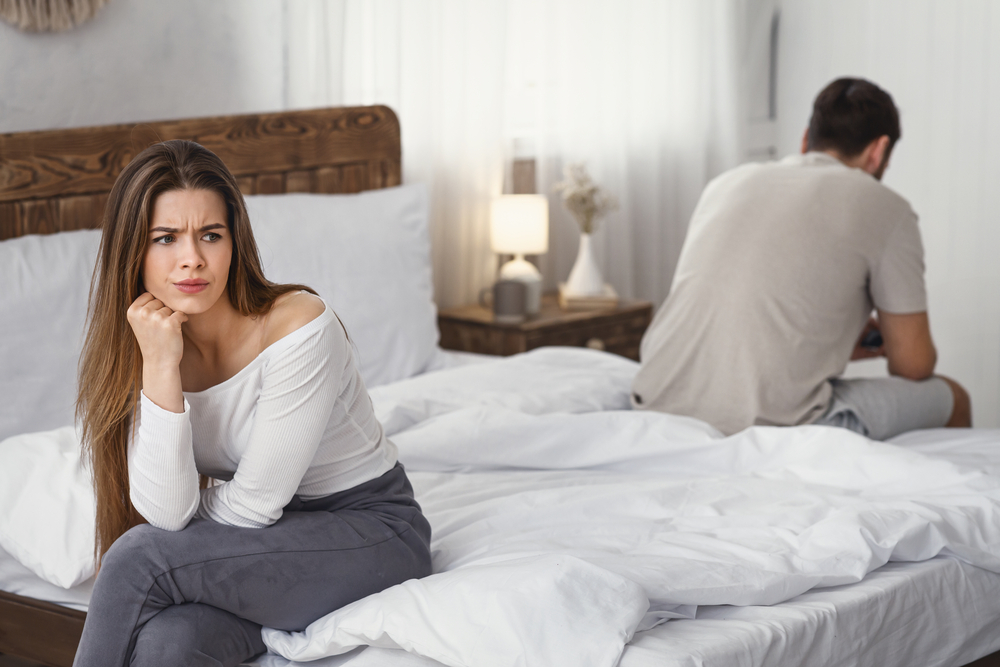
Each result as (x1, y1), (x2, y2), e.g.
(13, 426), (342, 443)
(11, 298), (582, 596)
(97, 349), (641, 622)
(74, 140), (432, 667)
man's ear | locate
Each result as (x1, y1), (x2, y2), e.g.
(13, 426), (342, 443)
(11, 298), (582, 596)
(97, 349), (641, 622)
(800, 128), (809, 154)
(863, 135), (891, 175)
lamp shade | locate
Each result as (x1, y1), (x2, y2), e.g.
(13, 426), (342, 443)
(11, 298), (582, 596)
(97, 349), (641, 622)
(490, 195), (549, 255)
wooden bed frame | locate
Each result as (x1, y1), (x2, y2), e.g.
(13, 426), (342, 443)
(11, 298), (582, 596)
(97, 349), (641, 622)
(0, 105), (400, 666)
(0, 105), (400, 241)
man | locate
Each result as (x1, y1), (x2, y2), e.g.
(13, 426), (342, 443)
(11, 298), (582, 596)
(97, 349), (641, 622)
(631, 77), (971, 439)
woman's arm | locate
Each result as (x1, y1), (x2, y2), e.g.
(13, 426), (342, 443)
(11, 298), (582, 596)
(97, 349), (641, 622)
(126, 293), (200, 530)
(128, 395), (201, 530)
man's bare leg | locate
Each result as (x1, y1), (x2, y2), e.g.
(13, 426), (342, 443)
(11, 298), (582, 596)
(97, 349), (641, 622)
(937, 375), (972, 427)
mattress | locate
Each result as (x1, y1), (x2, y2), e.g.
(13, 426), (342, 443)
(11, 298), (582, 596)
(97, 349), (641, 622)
(621, 556), (1000, 667)
(4, 544), (996, 667)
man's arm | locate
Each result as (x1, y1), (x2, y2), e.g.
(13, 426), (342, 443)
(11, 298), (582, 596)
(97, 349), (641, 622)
(876, 310), (937, 380)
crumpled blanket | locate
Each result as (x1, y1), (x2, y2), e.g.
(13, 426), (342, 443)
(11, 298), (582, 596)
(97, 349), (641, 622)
(259, 348), (1000, 667)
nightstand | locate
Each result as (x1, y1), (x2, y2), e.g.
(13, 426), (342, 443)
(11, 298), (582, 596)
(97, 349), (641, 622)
(437, 293), (653, 360)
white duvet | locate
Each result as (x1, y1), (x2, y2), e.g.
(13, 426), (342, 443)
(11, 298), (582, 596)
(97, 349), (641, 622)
(262, 348), (1000, 667)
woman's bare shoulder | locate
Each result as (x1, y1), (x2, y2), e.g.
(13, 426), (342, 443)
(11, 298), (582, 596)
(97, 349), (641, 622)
(263, 291), (327, 348)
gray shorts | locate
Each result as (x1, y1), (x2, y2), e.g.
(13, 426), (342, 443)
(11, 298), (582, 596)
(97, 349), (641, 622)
(814, 376), (954, 441)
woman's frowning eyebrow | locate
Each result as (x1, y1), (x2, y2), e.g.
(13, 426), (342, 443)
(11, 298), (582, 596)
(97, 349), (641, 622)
(150, 223), (227, 233)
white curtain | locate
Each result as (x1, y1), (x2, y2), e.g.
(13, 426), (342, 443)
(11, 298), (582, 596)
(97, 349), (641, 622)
(284, 0), (742, 308)
(508, 0), (742, 305)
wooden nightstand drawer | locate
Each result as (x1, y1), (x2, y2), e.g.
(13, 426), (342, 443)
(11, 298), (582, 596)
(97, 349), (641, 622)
(524, 314), (649, 359)
(438, 293), (652, 360)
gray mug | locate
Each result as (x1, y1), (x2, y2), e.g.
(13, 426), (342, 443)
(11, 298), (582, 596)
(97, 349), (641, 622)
(480, 280), (526, 324)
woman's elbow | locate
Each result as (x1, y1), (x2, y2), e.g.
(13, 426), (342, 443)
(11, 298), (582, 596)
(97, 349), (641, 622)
(130, 492), (199, 532)
(149, 516), (190, 532)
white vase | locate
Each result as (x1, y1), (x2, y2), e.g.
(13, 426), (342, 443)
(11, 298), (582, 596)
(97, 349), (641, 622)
(564, 233), (605, 296)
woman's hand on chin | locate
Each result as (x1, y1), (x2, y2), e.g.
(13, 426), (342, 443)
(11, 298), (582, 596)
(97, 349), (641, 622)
(128, 292), (188, 413)
(127, 292), (188, 368)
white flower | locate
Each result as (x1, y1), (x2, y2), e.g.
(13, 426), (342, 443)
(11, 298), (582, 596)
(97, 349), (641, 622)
(553, 162), (618, 234)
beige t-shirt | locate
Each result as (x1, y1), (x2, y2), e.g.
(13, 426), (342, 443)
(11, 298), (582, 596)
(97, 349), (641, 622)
(631, 152), (927, 435)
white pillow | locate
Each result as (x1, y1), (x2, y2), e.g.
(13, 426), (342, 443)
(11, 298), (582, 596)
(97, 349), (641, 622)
(0, 229), (101, 441)
(246, 185), (439, 388)
(0, 426), (96, 589)
(262, 555), (649, 667)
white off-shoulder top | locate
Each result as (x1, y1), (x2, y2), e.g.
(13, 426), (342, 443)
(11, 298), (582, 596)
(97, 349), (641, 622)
(127, 302), (398, 531)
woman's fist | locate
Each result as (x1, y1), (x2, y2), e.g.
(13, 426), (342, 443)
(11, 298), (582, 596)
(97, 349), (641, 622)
(127, 293), (188, 369)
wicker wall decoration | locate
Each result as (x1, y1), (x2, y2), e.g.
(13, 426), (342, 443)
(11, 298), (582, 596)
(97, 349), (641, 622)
(0, 0), (109, 32)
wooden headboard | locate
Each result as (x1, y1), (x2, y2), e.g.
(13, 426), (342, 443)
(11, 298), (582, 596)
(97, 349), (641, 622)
(0, 105), (401, 241)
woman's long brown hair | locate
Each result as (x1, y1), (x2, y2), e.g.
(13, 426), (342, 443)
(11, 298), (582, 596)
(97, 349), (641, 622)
(77, 140), (314, 563)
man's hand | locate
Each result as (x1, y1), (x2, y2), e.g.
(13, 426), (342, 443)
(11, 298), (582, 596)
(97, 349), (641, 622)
(851, 316), (885, 360)
(127, 293), (187, 413)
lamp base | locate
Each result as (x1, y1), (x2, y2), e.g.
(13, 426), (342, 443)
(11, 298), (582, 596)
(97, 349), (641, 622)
(499, 256), (542, 315)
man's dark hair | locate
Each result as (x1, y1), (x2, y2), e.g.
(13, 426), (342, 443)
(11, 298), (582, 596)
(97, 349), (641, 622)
(806, 78), (900, 157)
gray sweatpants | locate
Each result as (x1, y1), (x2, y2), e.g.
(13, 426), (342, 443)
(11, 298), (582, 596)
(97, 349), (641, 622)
(72, 463), (432, 667)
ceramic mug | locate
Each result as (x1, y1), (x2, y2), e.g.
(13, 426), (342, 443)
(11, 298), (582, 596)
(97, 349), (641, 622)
(480, 280), (527, 324)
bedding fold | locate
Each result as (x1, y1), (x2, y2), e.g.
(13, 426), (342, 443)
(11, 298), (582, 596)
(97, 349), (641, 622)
(262, 555), (649, 667)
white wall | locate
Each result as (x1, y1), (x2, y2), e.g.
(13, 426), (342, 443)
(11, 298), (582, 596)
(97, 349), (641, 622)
(0, 0), (286, 133)
(775, 0), (1000, 426)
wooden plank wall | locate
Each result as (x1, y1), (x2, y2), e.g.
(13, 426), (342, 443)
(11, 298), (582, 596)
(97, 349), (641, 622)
(0, 105), (401, 240)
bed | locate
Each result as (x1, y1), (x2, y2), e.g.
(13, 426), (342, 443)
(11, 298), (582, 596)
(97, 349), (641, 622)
(2, 106), (1000, 667)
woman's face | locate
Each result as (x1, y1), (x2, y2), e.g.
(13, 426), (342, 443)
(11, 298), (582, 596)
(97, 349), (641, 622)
(142, 188), (232, 315)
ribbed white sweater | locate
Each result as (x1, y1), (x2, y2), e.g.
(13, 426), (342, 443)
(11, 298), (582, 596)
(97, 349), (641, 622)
(128, 304), (398, 530)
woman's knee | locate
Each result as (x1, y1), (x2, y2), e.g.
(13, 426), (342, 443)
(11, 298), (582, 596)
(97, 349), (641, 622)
(131, 604), (264, 667)
(130, 608), (199, 667)
(100, 523), (163, 577)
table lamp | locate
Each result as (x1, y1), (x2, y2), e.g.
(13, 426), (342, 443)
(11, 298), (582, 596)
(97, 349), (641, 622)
(490, 195), (549, 315)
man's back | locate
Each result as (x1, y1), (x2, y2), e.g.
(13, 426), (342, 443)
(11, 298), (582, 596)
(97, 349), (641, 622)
(631, 152), (925, 435)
